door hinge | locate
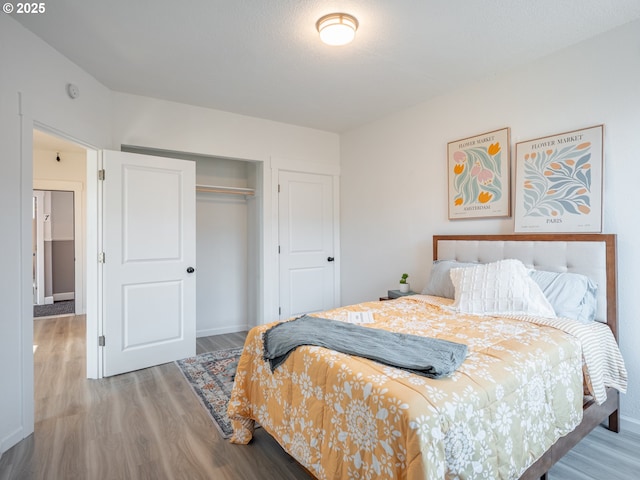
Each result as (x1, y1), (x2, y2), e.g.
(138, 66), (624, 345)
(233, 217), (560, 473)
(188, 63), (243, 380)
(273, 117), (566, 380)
(98, 252), (106, 263)
(278, 184), (280, 193)
(279, 307), (281, 315)
(98, 335), (106, 347)
(278, 245), (280, 254)
(98, 169), (105, 180)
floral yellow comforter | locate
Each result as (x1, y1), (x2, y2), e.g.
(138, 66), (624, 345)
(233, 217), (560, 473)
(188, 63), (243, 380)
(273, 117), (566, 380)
(228, 296), (585, 480)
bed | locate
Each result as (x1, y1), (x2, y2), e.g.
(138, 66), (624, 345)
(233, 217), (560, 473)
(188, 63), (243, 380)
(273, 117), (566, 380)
(228, 234), (627, 479)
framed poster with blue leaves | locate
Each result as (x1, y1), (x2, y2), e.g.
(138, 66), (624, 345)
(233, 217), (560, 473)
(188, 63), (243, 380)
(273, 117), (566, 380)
(514, 125), (603, 233)
(447, 127), (511, 219)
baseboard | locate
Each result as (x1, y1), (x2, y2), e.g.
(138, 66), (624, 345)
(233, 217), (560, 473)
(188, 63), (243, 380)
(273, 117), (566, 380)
(1, 425), (25, 455)
(196, 324), (249, 338)
(53, 292), (75, 301)
(622, 415), (640, 436)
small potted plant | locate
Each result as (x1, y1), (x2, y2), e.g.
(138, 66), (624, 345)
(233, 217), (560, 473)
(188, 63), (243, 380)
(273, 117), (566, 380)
(399, 273), (410, 293)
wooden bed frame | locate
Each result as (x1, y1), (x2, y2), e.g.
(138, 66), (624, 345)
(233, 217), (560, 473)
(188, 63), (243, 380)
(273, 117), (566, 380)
(433, 234), (620, 480)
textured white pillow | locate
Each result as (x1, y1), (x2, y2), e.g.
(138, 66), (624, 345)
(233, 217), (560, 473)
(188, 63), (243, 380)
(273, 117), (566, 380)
(449, 259), (556, 317)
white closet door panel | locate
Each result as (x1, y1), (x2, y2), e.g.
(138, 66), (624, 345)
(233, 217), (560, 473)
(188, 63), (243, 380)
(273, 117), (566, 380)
(102, 150), (196, 377)
(279, 171), (335, 319)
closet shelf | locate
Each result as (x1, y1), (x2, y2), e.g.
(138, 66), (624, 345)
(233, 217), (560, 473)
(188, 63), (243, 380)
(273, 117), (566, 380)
(196, 184), (255, 196)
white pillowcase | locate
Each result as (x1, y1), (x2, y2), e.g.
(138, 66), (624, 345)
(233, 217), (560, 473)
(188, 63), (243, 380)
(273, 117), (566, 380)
(529, 270), (598, 323)
(421, 260), (478, 299)
(449, 259), (556, 318)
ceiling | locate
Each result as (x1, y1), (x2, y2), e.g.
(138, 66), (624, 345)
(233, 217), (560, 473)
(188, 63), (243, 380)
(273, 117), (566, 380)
(15, 1), (640, 133)
(33, 129), (86, 153)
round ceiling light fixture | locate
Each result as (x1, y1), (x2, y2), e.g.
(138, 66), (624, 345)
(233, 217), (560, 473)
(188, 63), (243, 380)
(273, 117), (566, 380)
(316, 13), (359, 46)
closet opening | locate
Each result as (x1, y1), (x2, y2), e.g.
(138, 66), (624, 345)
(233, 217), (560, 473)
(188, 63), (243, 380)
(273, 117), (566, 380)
(121, 145), (263, 337)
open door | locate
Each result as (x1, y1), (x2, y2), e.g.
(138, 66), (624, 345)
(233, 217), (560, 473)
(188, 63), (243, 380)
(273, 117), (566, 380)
(102, 150), (196, 377)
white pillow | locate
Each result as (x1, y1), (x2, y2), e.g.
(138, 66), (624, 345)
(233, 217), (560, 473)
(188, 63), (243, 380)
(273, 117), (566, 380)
(421, 260), (478, 299)
(449, 259), (556, 318)
(529, 270), (598, 323)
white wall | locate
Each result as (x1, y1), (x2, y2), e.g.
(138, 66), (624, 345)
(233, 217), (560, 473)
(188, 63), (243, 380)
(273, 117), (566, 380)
(340, 20), (640, 429)
(1, 15), (341, 454)
(112, 92), (340, 165)
(0, 15), (112, 454)
(111, 93), (341, 327)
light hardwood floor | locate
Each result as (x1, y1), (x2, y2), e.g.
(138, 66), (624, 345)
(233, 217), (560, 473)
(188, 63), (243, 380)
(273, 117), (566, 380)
(0, 315), (637, 479)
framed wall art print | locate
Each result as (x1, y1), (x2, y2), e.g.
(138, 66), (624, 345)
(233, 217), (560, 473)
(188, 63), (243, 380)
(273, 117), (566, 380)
(448, 127), (511, 219)
(514, 124), (603, 233)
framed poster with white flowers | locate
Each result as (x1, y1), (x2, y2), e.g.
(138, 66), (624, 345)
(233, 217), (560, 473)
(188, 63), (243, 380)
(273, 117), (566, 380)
(514, 125), (603, 233)
(448, 127), (511, 219)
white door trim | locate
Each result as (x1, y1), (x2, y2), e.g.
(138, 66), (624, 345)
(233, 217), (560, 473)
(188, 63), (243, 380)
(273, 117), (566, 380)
(12, 92), (35, 453)
(33, 191), (45, 305)
(32, 120), (101, 380)
(13, 98), (97, 453)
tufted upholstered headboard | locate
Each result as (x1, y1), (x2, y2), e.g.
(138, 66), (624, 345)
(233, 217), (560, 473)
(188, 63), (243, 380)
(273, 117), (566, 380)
(433, 234), (618, 339)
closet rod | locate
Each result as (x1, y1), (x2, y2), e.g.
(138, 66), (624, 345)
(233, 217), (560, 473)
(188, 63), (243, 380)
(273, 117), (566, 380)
(195, 184), (255, 196)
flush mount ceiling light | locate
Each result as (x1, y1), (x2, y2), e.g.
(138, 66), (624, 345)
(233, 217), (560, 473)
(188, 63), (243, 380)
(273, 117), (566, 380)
(316, 13), (359, 46)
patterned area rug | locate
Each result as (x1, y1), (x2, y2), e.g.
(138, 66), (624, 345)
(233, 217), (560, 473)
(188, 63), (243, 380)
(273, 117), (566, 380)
(176, 347), (243, 439)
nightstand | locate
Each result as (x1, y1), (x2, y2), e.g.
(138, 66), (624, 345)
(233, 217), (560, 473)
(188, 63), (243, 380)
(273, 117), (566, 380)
(380, 289), (417, 301)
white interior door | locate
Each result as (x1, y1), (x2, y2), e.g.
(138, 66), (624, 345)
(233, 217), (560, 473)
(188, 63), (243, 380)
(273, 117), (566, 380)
(102, 150), (196, 377)
(278, 171), (335, 319)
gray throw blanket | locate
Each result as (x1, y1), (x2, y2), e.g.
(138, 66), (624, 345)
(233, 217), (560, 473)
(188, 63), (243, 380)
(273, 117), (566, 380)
(263, 315), (467, 379)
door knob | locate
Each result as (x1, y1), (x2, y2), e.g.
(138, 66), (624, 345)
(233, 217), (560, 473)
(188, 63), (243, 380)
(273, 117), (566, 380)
(186, 267), (195, 273)
(327, 257), (335, 262)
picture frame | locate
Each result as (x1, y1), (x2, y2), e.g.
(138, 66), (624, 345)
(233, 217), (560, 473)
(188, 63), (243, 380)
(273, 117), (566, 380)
(514, 124), (603, 233)
(448, 127), (511, 219)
